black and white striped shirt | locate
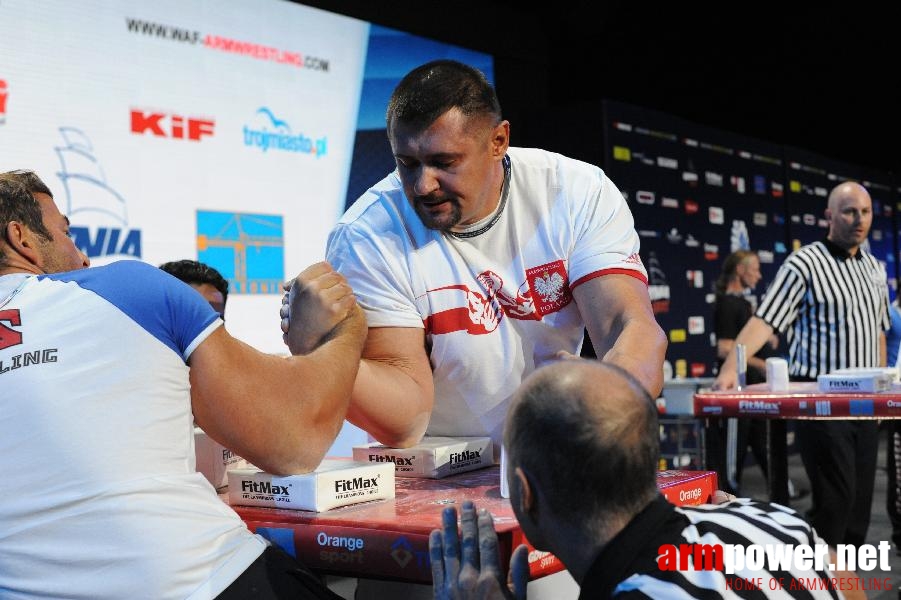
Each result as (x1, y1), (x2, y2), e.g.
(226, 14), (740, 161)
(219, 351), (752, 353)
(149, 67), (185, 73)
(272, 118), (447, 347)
(755, 239), (890, 379)
(582, 495), (842, 599)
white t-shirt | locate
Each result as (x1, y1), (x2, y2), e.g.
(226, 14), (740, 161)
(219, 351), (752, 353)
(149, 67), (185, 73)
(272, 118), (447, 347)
(327, 147), (646, 449)
(0, 261), (265, 600)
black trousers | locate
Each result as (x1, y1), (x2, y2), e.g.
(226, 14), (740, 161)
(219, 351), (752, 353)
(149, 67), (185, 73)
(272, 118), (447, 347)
(796, 420), (879, 547)
(217, 544), (343, 600)
(704, 418), (769, 495)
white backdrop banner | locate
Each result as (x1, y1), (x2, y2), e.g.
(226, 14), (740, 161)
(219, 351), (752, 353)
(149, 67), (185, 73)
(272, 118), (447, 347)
(0, 0), (368, 352)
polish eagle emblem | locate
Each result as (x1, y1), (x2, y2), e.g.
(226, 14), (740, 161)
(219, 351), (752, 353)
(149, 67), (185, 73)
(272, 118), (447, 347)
(533, 271), (564, 303)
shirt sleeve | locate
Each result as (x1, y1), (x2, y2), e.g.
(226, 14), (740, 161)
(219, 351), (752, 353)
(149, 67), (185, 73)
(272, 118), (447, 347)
(55, 260), (222, 361)
(326, 221), (424, 329)
(755, 258), (807, 334)
(568, 168), (647, 289)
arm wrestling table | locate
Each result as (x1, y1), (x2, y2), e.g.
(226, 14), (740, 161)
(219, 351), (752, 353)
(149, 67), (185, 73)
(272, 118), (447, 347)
(223, 465), (717, 585)
(695, 381), (901, 505)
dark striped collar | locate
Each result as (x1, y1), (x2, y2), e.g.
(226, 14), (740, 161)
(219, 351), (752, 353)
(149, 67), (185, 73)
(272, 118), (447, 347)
(822, 236), (863, 260)
(579, 494), (674, 599)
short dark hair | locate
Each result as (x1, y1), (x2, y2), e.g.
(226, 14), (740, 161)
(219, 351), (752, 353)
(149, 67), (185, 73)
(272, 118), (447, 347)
(506, 361), (660, 520)
(0, 170), (54, 265)
(386, 59), (502, 134)
(158, 259), (229, 304)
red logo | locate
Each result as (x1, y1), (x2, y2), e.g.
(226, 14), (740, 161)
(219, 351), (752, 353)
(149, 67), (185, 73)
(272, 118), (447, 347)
(130, 109), (214, 141)
(684, 199), (699, 215)
(0, 79), (8, 125)
(0, 309), (23, 350)
(526, 260), (572, 317)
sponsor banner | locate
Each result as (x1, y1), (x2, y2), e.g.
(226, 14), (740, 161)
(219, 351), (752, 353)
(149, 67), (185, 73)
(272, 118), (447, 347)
(0, 0), (369, 353)
(694, 385), (901, 418)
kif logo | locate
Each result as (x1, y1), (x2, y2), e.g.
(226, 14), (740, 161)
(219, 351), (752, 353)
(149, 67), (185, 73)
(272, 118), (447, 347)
(131, 109), (214, 141)
(0, 79), (8, 125)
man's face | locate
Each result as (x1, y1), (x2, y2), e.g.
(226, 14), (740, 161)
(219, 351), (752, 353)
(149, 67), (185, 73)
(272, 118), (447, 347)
(33, 193), (90, 273)
(827, 185), (873, 251)
(190, 282), (226, 320)
(736, 256), (761, 290)
(389, 108), (506, 232)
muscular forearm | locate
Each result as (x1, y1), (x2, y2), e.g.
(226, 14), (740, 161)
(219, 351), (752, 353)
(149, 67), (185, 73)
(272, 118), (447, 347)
(601, 318), (667, 399)
(191, 308), (367, 476)
(345, 358), (433, 448)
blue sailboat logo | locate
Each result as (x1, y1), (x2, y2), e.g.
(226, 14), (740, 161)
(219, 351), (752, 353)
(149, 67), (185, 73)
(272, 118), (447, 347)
(54, 127), (141, 261)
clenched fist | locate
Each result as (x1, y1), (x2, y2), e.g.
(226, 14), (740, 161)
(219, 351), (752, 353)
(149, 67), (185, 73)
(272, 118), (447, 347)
(280, 261), (357, 355)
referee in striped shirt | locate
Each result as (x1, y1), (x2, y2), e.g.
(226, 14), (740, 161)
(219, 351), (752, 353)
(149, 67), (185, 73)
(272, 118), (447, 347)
(715, 181), (891, 548)
(430, 360), (863, 599)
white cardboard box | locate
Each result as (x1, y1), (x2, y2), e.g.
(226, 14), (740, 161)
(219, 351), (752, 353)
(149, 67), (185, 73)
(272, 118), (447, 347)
(227, 459), (395, 512)
(817, 369), (893, 393)
(194, 427), (248, 490)
(352, 436), (493, 478)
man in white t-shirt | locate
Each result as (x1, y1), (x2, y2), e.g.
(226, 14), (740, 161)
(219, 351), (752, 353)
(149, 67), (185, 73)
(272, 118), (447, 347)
(0, 170), (365, 599)
(290, 60), (666, 454)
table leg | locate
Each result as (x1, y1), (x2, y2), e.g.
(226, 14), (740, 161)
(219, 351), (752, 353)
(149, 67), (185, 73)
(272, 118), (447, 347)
(767, 419), (789, 505)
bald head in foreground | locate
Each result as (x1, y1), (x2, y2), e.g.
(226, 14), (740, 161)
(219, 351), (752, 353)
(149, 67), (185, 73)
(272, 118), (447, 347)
(430, 360), (863, 599)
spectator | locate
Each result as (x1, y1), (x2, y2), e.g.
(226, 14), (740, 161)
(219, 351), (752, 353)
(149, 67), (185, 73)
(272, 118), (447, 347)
(159, 258), (229, 320)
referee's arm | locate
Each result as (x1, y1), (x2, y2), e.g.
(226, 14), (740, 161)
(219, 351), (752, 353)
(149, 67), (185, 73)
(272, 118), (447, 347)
(712, 316), (774, 390)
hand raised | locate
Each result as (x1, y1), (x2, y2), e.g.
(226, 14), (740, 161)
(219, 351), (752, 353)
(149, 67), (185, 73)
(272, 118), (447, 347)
(280, 261), (356, 355)
(429, 501), (528, 600)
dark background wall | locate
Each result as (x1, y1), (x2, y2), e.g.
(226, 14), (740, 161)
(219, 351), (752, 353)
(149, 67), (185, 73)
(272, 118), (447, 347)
(295, 0), (899, 175)
(295, 0), (900, 379)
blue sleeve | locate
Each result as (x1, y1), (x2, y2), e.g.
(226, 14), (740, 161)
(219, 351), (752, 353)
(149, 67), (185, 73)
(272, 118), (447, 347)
(41, 260), (220, 360)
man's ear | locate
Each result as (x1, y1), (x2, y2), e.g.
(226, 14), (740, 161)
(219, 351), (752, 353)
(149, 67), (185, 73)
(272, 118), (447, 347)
(514, 466), (536, 518)
(490, 120), (510, 159)
(3, 221), (41, 264)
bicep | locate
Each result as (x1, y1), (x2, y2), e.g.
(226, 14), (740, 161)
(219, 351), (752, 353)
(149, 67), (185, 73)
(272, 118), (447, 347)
(573, 273), (656, 346)
(362, 326), (434, 392)
(188, 328), (276, 442)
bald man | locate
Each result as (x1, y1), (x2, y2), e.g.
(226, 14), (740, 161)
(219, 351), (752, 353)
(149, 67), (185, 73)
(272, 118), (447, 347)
(430, 360), (861, 599)
(714, 181), (890, 547)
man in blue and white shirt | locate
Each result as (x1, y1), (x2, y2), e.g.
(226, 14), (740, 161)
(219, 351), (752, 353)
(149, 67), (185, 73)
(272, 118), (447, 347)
(0, 170), (366, 600)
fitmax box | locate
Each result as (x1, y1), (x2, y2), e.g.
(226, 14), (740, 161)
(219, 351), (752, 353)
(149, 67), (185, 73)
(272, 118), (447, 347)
(228, 460), (395, 512)
(194, 427), (248, 490)
(817, 369), (893, 393)
(353, 436), (493, 478)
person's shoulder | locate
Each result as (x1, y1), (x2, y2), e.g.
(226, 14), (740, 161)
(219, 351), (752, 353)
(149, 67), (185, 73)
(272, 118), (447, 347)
(509, 146), (603, 176)
(509, 147), (611, 206)
(43, 259), (163, 285)
(679, 498), (810, 527)
(779, 242), (824, 268)
(335, 172), (408, 232)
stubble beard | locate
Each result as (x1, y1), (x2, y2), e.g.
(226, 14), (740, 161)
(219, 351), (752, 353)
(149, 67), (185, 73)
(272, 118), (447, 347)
(414, 197), (462, 232)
